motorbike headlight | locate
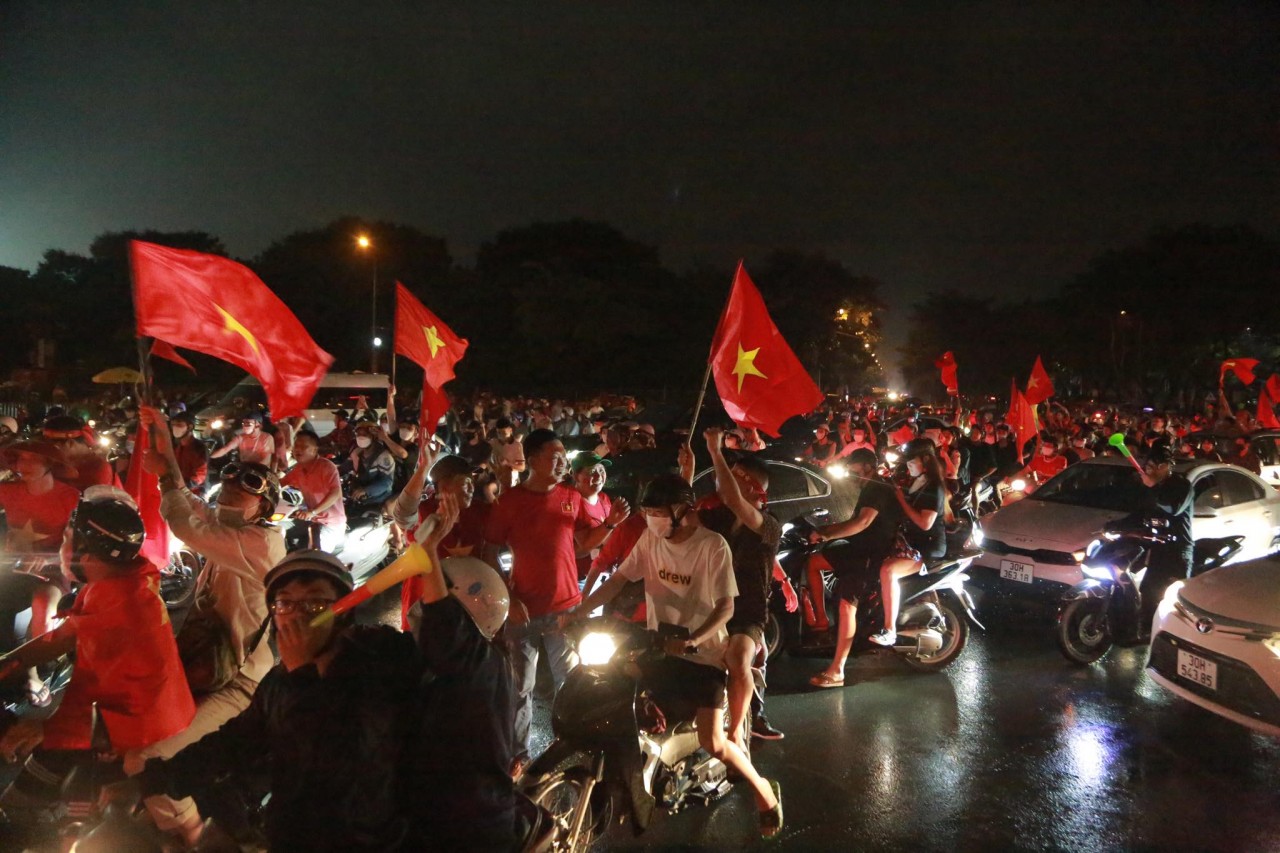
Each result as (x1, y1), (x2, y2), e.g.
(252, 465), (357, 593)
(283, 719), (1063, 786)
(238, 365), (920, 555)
(885, 450), (900, 465)
(210, 418), (225, 431)
(827, 463), (848, 480)
(1085, 539), (1102, 558)
(1010, 478), (1027, 492)
(578, 632), (618, 666)
(970, 526), (984, 547)
(1081, 563), (1116, 581)
(97, 435), (111, 448)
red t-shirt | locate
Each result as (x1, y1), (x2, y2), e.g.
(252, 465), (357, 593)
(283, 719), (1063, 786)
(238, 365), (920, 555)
(0, 480), (80, 552)
(1028, 453), (1069, 482)
(575, 492), (612, 579)
(485, 483), (591, 618)
(282, 458), (347, 528)
(400, 496), (491, 629)
(59, 450), (118, 493)
(42, 561), (196, 751)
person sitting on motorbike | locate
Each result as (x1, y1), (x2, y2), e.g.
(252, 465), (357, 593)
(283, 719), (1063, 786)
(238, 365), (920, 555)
(283, 429), (347, 552)
(42, 414), (118, 492)
(1194, 436), (1224, 463)
(139, 405), (287, 845)
(570, 474), (784, 839)
(0, 441), (83, 703)
(836, 421), (877, 458)
(1136, 443), (1194, 635)
(209, 410), (277, 470)
(808, 449), (902, 686)
(1010, 434), (1068, 493)
(869, 445), (948, 647)
(888, 411), (919, 447)
(168, 411), (209, 492)
(0, 496), (195, 817)
(393, 451), (490, 630)
(348, 422), (396, 508)
(802, 423), (840, 468)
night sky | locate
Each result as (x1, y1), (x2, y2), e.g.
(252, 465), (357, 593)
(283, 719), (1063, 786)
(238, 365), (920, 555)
(2, 2), (1277, 373)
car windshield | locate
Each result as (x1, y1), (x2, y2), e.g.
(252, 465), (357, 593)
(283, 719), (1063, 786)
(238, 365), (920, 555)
(1029, 463), (1149, 512)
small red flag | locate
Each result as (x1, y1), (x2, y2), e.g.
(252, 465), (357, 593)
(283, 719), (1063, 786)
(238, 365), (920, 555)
(123, 425), (170, 570)
(1258, 388), (1280, 430)
(710, 262), (824, 437)
(1267, 374), (1280, 403)
(934, 352), (959, 395)
(149, 339), (195, 373)
(1006, 379), (1038, 460)
(1024, 356), (1055, 406)
(393, 282), (468, 386)
(1220, 358), (1259, 387)
(130, 241), (333, 418)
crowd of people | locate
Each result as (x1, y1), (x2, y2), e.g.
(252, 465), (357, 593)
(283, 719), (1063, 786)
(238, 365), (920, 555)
(0, 380), (1274, 850)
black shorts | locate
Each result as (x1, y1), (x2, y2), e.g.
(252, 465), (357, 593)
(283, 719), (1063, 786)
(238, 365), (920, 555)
(642, 655), (727, 709)
(727, 620), (765, 649)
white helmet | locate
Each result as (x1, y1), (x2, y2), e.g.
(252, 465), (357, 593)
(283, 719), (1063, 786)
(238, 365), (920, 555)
(441, 556), (510, 640)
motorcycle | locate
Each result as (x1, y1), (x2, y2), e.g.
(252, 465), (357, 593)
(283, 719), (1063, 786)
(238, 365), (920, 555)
(520, 618), (742, 852)
(1055, 517), (1244, 665)
(774, 515), (983, 671)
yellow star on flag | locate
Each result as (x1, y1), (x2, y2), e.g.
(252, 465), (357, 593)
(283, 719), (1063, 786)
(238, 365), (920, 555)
(1027, 376), (1039, 388)
(215, 304), (260, 356)
(423, 325), (445, 359)
(6, 520), (44, 551)
(732, 343), (768, 393)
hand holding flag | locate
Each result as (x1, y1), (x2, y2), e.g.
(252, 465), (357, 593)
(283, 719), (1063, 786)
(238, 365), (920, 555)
(1219, 358), (1259, 388)
(934, 352), (959, 396)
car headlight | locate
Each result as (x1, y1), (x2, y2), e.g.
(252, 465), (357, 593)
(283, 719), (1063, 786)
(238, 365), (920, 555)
(1161, 581), (1184, 608)
(1264, 635), (1280, 659)
(827, 463), (848, 479)
(1072, 550), (1086, 563)
(578, 632), (618, 666)
(1081, 563), (1116, 581)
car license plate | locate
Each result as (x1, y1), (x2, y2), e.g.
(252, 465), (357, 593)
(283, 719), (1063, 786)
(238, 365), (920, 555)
(1177, 649), (1218, 690)
(999, 559), (1034, 584)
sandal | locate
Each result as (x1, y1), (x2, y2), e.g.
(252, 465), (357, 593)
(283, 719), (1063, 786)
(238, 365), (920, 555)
(760, 779), (783, 838)
(808, 671), (844, 688)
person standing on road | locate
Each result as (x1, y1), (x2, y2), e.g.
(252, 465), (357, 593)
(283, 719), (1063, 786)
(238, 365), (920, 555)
(482, 429), (629, 774)
(1136, 444), (1194, 635)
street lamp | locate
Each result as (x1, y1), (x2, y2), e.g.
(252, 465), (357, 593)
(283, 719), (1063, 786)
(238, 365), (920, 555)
(356, 234), (378, 373)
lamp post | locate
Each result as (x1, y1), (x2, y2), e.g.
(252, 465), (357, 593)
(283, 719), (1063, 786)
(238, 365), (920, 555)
(357, 234), (378, 373)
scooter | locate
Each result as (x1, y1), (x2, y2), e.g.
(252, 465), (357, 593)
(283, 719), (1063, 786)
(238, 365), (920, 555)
(774, 515), (984, 671)
(520, 618), (740, 852)
(1055, 517), (1244, 665)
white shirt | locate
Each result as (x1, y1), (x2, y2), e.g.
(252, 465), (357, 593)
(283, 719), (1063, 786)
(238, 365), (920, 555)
(617, 526), (738, 669)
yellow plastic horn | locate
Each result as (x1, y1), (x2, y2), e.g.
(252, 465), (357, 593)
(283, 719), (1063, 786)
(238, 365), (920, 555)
(312, 543), (435, 626)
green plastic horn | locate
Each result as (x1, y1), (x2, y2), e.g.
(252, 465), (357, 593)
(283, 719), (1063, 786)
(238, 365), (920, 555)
(1108, 432), (1132, 458)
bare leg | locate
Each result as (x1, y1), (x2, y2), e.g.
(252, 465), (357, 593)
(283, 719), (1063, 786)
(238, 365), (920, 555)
(725, 634), (756, 751)
(696, 707), (777, 810)
(820, 598), (858, 678)
(879, 558), (921, 630)
(807, 558), (829, 631)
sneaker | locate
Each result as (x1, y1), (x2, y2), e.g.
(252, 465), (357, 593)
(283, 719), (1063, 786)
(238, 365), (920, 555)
(751, 716), (785, 741)
(868, 629), (896, 647)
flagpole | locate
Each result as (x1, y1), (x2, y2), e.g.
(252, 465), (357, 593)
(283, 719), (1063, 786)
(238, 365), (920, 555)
(687, 359), (714, 448)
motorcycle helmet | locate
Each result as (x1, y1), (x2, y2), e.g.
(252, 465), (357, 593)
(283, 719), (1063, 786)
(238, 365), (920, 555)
(846, 448), (877, 467)
(440, 556), (510, 640)
(219, 462), (281, 519)
(264, 550), (355, 602)
(901, 437), (938, 460)
(71, 496), (145, 563)
(640, 473), (696, 510)
(43, 413), (87, 443)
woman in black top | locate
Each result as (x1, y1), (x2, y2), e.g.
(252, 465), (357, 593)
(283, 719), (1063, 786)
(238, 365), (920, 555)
(869, 445), (948, 646)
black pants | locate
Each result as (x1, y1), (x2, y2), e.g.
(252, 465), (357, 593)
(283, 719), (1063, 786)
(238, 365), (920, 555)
(0, 573), (41, 653)
(1139, 543), (1193, 632)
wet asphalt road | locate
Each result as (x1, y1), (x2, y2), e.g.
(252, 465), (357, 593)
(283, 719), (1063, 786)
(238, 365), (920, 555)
(530, 615), (1280, 852)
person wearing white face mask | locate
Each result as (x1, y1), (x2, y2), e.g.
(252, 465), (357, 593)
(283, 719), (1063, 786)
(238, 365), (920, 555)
(1010, 434), (1068, 494)
(138, 405), (286, 844)
(348, 422), (396, 508)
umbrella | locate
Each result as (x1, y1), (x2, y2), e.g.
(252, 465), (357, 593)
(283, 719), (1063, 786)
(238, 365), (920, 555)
(92, 367), (144, 384)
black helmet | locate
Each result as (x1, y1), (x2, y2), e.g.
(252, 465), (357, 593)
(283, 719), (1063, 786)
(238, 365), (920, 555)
(640, 474), (696, 510)
(71, 497), (145, 562)
(43, 414), (86, 442)
(219, 462), (281, 518)
(264, 550), (354, 602)
(1146, 444), (1176, 466)
(846, 448), (877, 467)
(902, 437), (937, 460)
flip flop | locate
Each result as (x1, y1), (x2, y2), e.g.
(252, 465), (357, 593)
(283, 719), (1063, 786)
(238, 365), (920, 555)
(808, 671), (844, 688)
(760, 779), (784, 838)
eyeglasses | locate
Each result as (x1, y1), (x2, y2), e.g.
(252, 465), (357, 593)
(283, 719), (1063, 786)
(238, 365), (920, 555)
(221, 463), (273, 496)
(270, 598), (336, 616)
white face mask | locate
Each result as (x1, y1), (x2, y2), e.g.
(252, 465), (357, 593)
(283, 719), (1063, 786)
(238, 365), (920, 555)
(216, 503), (255, 527)
(355, 436), (373, 449)
(398, 429), (415, 441)
(645, 514), (674, 538)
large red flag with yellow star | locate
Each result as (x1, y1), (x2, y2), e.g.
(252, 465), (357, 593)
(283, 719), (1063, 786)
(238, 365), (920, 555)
(130, 241), (334, 418)
(709, 262), (823, 437)
(394, 282), (468, 434)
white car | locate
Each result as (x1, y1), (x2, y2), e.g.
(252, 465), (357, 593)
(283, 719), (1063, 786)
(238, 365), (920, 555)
(971, 458), (1280, 601)
(1147, 555), (1280, 737)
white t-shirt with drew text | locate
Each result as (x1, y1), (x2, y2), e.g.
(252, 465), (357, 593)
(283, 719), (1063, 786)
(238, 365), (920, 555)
(616, 525), (738, 669)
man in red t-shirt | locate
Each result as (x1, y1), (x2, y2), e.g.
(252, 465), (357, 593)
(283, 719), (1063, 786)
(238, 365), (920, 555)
(42, 414), (117, 493)
(169, 412), (209, 491)
(483, 430), (629, 768)
(282, 429), (347, 552)
(393, 452), (490, 629)
(0, 496), (195, 811)
(1015, 435), (1070, 493)
(571, 452), (613, 580)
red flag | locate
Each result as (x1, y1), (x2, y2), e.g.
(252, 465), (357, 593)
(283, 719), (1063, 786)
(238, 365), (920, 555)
(420, 381), (451, 438)
(130, 241), (334, 418)
(1220, 358), (1259, 387)
(123, 425), (170, 570)
(149, 339), (195, 372)
(1258, 388), (1280, 430)
(710, 263), (824, 437)
(1267, 374), (1280, 403)
(1006, 379), (1038, 459)
(1024, 356), (1055, 406)
(394, 282), (468, 386)
(934, 352), (959, 395)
